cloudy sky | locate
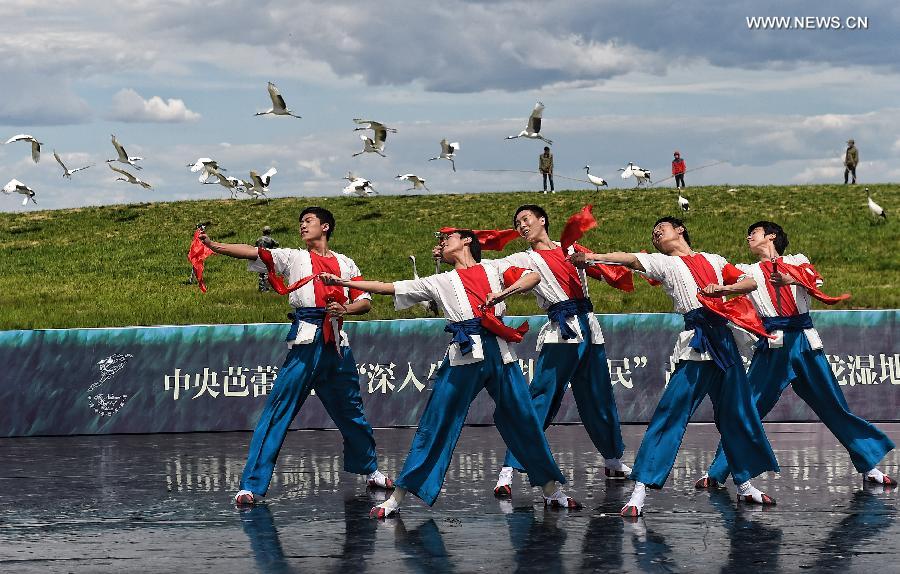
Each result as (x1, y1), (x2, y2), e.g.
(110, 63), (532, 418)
(1, 0), (898, 212)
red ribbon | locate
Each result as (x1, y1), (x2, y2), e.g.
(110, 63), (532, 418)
(187, 229), (216, 293)
(439, 227), (520, 251)
(480, 312), (530, 343)
(570, 244), (634, 292)
(560, 204), (597, 250)
(778, 262), (850, 305)
(257, 248), (317, 294)
(697, 293), (775, 340)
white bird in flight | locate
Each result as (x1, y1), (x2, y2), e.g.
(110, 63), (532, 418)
(342, 171), (376, 197)
(429, 139), (459, 172)
(396, 173), (430, 192)
(53, 151), (93, 179)
(678, 193), (690, 212)
(353, 133), (387, 157)
(255, 82), (302, 118)
(619, 162), (651, 187)
(583, 166), (608, 189)
(107, 134), (143, 170)
(246, 167), (277, 199)
(506, 102), (552, 144)
(187, 158), (224, 183)
(5, 134), (42, 163)
(866, 188), (887, 221)
(2, 179), (37, 205)
(109, 164), (152, 189)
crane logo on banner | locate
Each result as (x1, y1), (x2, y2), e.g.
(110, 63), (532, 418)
(87, 353), (133, 417)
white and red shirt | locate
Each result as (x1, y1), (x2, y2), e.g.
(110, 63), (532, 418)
(248, 248), (370, 347)
(635, 251), (750, 364)
(393, 262), (531, 366)
(489, 242), (604, 350)
(737, 254), (823, 350)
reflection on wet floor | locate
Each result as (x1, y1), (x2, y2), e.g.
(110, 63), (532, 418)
(1, 423), (898, 572)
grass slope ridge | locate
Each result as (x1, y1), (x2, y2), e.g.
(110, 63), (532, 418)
(1, 185), (896, 330)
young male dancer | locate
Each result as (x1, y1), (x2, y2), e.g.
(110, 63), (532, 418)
(199, 207), (393, 505)
(321, 229), (581, 518)
(695, 221), (894, 490)
(572, 217), (780, 516)
(489, 205), (631, 498)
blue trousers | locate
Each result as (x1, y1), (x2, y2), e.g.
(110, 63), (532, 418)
(240, 333), (378, 495)
(630, 340), (779, 487)
(395, 334), (566, 506)
(504, 314), (625, 471)
(708, 331), (895, 482)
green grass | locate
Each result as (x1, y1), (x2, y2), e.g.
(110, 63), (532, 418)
(1, 184), (897, 330)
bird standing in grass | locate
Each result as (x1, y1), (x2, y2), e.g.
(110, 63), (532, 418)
(429, 139), (459, 172)
(866, 188), (887, 221)
(343, 172), (376, 196)
(246, 168), (277, 200)
(678, 194), (690, 212)
(4, 134), (42, 163)
(619, 162), (651, 187)
(583, 166), (608, 190)
(255, 82), (302, 118)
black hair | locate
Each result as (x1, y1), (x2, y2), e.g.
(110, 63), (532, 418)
(653, 216), (691, 246)
(299, 207), (335, 240)
(747, 220), (789, 255)
(513, 204), (550, 234)
(454, 229), (482, 262)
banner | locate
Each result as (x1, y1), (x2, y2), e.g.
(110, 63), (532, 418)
(0, 310), (897, 437)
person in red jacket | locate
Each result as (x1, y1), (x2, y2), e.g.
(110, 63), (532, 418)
(672, 151), (686, 189)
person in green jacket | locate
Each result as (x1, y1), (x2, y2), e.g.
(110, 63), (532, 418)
(539, 146), (554, 193)
(844, 139), (858, 184)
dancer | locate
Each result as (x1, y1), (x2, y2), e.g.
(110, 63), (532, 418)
(489, 205), (631, 498)
(199, 206), (393, 505)
(695, 221), (894, 490)
(571, 217), (780, 516)
(321, 228), (580, 518)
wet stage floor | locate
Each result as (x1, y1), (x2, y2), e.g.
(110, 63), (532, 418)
(2, 423), (899, 573)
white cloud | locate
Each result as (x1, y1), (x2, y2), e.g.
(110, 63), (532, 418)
(108, 89), (200, 123)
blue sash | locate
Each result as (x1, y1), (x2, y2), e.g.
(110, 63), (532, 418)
(546, 298), (594, 340)
(755, 312), (814, 351)
(444, 318), (487, 356)
(285, 307), (326, 342)
(683, 307), (733, 371)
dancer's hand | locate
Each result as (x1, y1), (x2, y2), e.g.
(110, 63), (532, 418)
(769, 271), (794, 286)
(484, 292), (504, 307)
(198, 233), (212, 246)
(319, 272), (344, 286)
(568, 251), (589, 268)
(700, 284), (728, 297)
(325, 299), (348, 317)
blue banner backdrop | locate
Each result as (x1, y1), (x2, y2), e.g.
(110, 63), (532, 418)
(1, 310), (897, 437)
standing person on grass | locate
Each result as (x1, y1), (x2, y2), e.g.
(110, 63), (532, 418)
(694, 221), (895, 491)
(672, 151), (686, 189)
(571, 217), (780, 517)
(488, 204), (632, 499)
(321, 228), (581, 518)
(539, 146), (554, 193)
(199, 206), (394, 506)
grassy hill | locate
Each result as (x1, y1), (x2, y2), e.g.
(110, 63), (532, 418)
(1, 184), (896, 330)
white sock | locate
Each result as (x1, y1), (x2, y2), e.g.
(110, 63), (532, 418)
(737, 481), (769, 503)
(605, 458), (631, 473)
(497, 466), (514, 485)
(624, 482), (646, 510)
(866, 468), (886, 483)
(367, 470), (384, 481)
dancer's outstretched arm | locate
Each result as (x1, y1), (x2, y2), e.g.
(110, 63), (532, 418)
(320, 273), (395, 295)
(199, 234), (259, 259)
(569, 251), (645, 272)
